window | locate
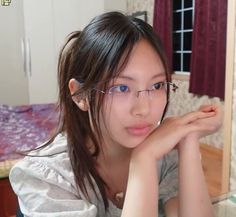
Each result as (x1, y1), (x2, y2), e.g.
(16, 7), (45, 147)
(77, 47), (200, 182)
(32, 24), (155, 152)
(173, 0), (195, 74)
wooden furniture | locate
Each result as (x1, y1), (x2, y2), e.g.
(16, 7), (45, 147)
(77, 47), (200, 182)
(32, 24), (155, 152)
(0, 177), (18, 217)
(200, 144), (223, 198)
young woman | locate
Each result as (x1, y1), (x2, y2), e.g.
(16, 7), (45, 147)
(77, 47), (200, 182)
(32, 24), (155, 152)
(10, 12), (221, 217)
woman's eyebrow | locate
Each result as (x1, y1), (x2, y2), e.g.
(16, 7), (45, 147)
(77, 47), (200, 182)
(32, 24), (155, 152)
(151, 73), (166, 80)
(116, 73), (166, 81)
(115, 75), (135, 81)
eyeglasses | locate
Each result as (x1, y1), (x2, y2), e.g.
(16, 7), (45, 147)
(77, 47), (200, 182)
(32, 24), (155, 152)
(93, 81), (178, 100)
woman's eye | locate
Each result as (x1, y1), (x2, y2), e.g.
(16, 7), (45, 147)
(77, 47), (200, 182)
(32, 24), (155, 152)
(109, 85), (129, 94)
(153, 82), (165, 90)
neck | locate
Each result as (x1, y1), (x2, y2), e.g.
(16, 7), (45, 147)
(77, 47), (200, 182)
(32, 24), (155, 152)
(88, 138), (130, 209)
(87, 136), (132, 166)
(100, 142), (132, 166)
(99, 142), (130, 209)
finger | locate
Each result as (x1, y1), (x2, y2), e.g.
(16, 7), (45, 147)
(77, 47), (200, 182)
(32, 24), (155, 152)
(180, 111), (215, 125)
(201, 105), (223, 123)
(200, 105), (215, 112)
(199, 104), (221, 114)
(181, 122), (214, 137)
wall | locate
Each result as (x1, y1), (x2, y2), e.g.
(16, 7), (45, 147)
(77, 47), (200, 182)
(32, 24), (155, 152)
(166, 80), (224, 149)
(104, 0), (126, 12)
(127, 0), (154, 25)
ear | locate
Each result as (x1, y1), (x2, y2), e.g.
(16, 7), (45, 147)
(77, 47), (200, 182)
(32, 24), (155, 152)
(75, 100), (89, 111)
(69, 78), (80, 95)
(69, 78), (89, 111)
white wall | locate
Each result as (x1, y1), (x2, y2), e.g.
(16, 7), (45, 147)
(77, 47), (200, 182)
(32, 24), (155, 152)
(53, 0), (104, 63)
(104, 0), (126, 12)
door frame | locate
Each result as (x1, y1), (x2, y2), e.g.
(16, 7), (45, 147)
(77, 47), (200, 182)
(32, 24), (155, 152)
(222, 0), (235, 193)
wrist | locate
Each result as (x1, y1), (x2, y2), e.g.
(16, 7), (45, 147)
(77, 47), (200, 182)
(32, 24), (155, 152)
(179, 133), (199, 147)
(178, 134), (201, 154)
(130, 148), (156, 168)
(132, 138), (168, 162)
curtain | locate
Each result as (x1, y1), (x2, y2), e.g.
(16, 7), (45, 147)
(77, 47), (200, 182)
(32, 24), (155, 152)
(189, 0), (227, 99)
(153, 0), (173, 72)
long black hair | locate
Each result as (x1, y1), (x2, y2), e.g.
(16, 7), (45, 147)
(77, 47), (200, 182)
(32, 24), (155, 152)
(54, 11), (170, 210)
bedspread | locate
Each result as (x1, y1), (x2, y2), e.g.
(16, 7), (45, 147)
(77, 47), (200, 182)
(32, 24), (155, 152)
(0, 103), (58, 162)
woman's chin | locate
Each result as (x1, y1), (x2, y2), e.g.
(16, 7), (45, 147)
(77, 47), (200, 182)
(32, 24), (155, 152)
(121, 133), (151, 149)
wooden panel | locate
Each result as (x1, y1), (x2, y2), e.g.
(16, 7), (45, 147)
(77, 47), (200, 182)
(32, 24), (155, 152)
(222, 0), (236, 193)
(0, 178), (18, 217)
(200, 144), (223, 198)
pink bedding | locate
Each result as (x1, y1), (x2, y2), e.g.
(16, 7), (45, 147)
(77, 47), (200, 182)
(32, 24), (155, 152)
(0, 103), (58, 162)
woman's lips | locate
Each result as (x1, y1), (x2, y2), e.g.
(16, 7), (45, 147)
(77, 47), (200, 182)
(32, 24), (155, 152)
(126, 124), (152, 136)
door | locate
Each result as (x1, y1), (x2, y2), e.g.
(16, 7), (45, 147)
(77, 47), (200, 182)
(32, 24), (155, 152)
(23, 0), (104, 104)
(0, 0), (29, 105)
(23, 0), (57, 104)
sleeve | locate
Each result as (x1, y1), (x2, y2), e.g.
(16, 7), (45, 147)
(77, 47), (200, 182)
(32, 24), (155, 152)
(9, 158), (97, 217)
(158, 149), (179, 206)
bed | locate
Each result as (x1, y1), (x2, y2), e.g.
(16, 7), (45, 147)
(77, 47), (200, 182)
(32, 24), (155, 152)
(0, 103), (58, 178)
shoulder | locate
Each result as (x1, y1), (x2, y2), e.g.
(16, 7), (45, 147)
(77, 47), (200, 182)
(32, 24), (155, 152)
(9, 134), (100, 216)
(10, 133), (76, 193)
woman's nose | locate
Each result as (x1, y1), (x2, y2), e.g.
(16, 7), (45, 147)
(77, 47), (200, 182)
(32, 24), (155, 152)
(130, 91), (151, 117)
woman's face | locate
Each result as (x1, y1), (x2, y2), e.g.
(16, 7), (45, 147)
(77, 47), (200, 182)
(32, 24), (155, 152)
(98, 39), (167, 150)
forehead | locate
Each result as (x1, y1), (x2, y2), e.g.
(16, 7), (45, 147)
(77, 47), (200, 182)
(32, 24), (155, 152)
(118, 39), (166, 81)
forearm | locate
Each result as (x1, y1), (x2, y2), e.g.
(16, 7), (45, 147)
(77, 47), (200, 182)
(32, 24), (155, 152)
(178, 137), (214, 217)
(165, 197), (178, 217)
(121, 154), (158, 217)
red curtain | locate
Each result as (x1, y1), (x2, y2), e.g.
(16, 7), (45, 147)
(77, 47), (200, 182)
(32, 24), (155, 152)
(153, 0), (173, 72)
(189, 0), (227, 99)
